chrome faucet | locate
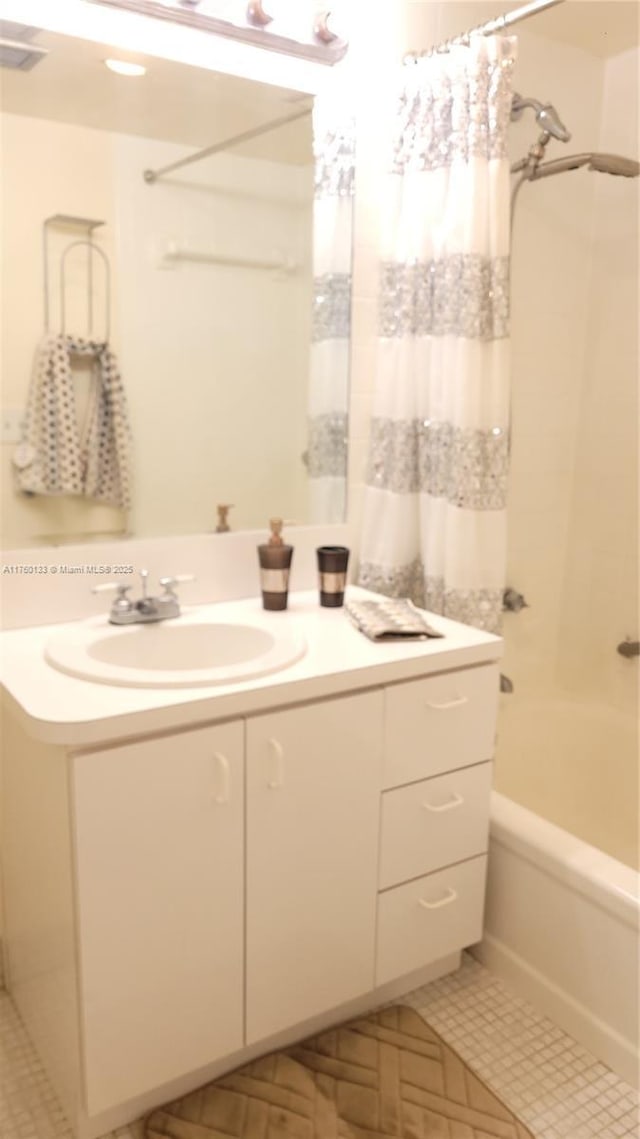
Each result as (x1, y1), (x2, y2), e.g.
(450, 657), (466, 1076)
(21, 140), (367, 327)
(92, 571), (195, 624)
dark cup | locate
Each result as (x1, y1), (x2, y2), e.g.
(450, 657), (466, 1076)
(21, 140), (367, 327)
(316, 546), (350, 607)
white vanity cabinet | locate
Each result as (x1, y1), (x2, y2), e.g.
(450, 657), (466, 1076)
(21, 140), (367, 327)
(72, 722), (245, 1114)
(0, 592), (502, 1139)
(376, 663), (497, 987)
(245, 691), (383, 1042)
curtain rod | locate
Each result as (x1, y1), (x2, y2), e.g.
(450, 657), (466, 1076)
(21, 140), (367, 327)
(407, 0), (565, 59)
(143, 106), (311, 185)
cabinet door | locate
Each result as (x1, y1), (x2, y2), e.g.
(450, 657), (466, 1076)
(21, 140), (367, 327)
(72, 722), (244, 1114)
(246, 691), (383, 1044)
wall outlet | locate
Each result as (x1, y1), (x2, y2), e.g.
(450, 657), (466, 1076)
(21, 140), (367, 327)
(1, 408), (24, 444)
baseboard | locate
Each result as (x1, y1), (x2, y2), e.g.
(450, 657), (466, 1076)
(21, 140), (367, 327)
(474, 934), (639, 1089)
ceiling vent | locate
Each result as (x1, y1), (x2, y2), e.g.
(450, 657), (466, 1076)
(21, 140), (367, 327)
(0, 20), (48, 70)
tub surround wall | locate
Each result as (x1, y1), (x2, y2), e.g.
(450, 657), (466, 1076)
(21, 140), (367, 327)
(502, 29), (605, 696)
(495, 696), (639, 869)
(556, 45), (639, 720)
(493, 35), (639, 866)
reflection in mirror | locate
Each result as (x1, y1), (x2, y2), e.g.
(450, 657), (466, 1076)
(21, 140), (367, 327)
(0, 24), (354, 547)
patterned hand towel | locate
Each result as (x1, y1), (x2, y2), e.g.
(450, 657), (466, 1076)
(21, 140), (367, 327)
(346, 597), (444, 640)
(13, 333), (132, 510)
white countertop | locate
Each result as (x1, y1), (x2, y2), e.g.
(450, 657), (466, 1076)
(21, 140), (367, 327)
(0, 588), (502, 748)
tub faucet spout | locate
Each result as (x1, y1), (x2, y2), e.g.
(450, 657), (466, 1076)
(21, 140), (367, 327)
(617, 639), (640, 659)
(503, 588), (529, 613)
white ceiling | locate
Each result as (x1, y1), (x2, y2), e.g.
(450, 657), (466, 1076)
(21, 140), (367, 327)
(422, 0), (639, 58)
(0, 28), (313, 163)
(504, 0), (639, 58)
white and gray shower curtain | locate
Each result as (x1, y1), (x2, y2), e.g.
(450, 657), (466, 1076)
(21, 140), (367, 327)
(307, 96), (355, 523)
(358, 35), (517, 633)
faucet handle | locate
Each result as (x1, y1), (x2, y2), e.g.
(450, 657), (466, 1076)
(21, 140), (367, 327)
(92, 581), (132, 596)
(91, 581), (133, 615)
(159, 574), (196, 597)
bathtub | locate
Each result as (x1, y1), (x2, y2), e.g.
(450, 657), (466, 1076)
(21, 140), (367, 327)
(475, 791), (640, 1088)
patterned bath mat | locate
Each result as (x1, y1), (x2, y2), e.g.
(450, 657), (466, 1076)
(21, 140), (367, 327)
(145, 1005), (534, 1138)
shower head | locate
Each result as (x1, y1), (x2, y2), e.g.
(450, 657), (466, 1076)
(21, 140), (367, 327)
(527, 152), (640, 179)
(511, 92), (571, 143)
(589, 153), (640, 177)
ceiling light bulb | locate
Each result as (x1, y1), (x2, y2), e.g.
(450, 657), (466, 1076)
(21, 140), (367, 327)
(104, 58), (147, 77)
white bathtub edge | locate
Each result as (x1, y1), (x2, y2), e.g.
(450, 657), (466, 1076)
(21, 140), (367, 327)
(479, 791), (640, 1089)
(473, 934), (639, 1089)
(490, 791), (639, 928)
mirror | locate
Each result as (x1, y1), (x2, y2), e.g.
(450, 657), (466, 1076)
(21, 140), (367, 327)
(0, 23), (353, 546)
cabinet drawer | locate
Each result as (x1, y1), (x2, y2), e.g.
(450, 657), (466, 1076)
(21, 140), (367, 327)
(379, 763), (492, 890)
(376, 856), (487, 986)
(383, 663), (498, 789)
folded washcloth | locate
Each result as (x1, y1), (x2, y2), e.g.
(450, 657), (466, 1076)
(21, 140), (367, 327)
(346, 597), (444, 641)
(13, 333), (131, 510)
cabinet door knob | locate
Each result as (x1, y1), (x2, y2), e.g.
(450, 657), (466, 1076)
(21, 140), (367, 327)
(213, 752), (230, 803)
(424, 695), (468, 711)
(267, 737), (285, 789)
(418, 888), (458, 911)
(422, 792), (464, 813)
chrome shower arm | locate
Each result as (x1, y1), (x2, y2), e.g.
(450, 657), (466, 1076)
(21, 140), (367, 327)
(511, 92), (571, 142)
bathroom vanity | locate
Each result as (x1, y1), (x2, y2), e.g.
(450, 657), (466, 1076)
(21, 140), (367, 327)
(0, 588), (501, 1139)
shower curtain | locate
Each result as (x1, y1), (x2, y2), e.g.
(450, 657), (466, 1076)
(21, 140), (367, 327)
(307, 96), (355, 523)
(358, 36), (517, 633)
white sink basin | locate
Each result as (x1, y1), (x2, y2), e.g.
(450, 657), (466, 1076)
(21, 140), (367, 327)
(45, 613), (307, 688)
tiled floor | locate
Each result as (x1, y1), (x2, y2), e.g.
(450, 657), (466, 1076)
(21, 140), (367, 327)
(0, 953), (638, 1139)
(403, 954), (640, 1139)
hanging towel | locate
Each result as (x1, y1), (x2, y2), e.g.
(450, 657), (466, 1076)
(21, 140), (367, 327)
(13, 333), (132, 510)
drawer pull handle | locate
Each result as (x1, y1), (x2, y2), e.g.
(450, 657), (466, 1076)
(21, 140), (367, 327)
(268, 737), (285, 789)
(418, 888), (458, 911)
(425, 695), (469, 711)
(422, 792), (464, 813)
(213, 752), (230, 804)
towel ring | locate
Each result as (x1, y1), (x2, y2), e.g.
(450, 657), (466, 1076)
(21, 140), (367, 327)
(59, 240), (111, 342)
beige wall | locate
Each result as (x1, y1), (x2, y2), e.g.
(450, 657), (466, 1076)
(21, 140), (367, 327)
(500, 29), (606, 693)
(557, 45), (639, 716)
(499, 37), (639, 688)
(0, 113), (124, 544)
(492, 38), (639, 867)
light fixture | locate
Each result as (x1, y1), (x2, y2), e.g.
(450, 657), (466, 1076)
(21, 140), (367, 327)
(0, 0), (336, 94)
(104, 56), (147, 74)
(89, 1), (348, 64)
